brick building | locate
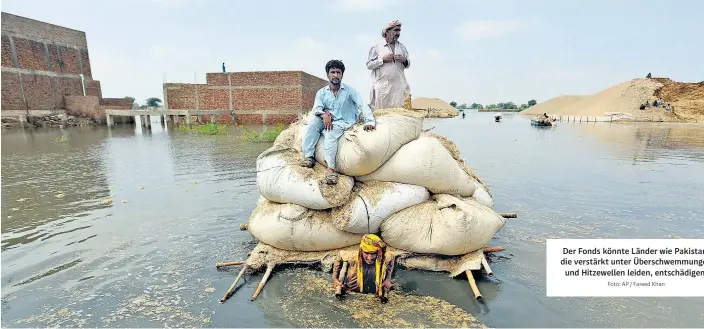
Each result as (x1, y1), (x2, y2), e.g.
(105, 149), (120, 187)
(1, 12), (130, 120)
(164, 71), (328, 124)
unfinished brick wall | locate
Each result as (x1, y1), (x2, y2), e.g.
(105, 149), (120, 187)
(101, 97), (131, 108)
(85, 80), (102, 99)
(65, 95), (101, 117)
(165, 71), (328, 124)
(1, 12), (109, 115)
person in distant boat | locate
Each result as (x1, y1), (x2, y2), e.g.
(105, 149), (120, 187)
(333, 234), (395, 303)
(367, 20), (411, 109)
(300, 60), (376, 185)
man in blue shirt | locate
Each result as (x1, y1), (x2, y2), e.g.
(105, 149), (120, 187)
(300, 60), (376, 185)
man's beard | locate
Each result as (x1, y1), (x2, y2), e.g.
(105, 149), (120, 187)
(330, 78), (341, 85)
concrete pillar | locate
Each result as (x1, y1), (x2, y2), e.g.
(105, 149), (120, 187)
(186, 113), (192, 127)
(174, 115), (180, 125)
(146, 115), (151, 128)
(210, 114), (216, 124)
(160, 115), (165, 126)
(18, 114), (27, 128)
(59, 113), (68, 127)
(106, 113), (114, 127)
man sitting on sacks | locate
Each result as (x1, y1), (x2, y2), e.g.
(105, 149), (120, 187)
(333, 234), (395, 303)
(300, 59), (376, 185)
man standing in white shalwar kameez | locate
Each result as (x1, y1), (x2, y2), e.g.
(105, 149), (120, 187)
(367, 20), (411, 110)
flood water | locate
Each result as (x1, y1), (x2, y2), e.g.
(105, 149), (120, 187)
(2, 112), (703, 328)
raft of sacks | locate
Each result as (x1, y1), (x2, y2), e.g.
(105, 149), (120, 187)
(248, 108), (506, 256)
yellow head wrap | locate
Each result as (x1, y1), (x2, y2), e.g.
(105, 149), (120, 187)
(358, 234), (387, 296)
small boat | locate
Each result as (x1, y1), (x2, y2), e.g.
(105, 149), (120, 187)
(494, 113), (502, 122)
(531, 119), (554, 126)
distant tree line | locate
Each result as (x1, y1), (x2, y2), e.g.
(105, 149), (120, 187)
(124, 96), (163, 109)
(451, 99), (537, 110)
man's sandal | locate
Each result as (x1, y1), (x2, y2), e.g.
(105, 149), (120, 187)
(324, 172), (339, 185)
(300, 157), (315, 168)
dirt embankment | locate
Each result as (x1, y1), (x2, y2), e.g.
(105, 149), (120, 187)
(521, 96), (586, 115)
(652, 78), (704, 122)
(521, 78), (704, 122)
(411, 97), (460, 118)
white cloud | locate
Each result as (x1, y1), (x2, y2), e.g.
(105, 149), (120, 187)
(355, 33), (378, 47)
(454, 20), (528, 41)
(333, 0), (403, 12)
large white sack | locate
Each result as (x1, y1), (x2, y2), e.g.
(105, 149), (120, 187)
(357, 134), (479, 196)
(293, 113), (424, 176)
(380, 194), (506, 255)
(248, 197), (363, 251)
(468, 180), (493, 208)
(331, 181), (429, 234)
(256, 148), (354, 210)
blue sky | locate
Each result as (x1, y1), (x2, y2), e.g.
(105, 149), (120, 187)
(3, 0), (703, 107)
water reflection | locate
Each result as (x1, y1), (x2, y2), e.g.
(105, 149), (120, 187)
(1, 114), (703, 328)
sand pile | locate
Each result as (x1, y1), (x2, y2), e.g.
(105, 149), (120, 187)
(521, 95), (586, 115)
(411, 97), (460, 118)
(521, 78), (704, 121)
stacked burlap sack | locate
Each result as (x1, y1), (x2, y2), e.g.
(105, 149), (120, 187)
(247, 108), (506, 256)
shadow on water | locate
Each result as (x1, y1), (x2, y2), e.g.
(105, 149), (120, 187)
(2, 113), (704, 327)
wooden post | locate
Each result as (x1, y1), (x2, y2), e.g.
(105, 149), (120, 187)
(481, 254), (493, 276)
(216, 260), (246, 268)
(220, 266), (247, 303)
(250, 264), (274, 301)
(483, 246), (505, 253)
(335, 261), (348, 298)
(465, 270), (482, 300)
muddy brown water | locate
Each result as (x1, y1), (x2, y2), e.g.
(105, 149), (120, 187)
(2, 113), (703, 327)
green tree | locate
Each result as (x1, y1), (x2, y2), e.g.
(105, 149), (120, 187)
(450, 101), (457, 108)
(503, 101), (517, 109)
(477, 104), (484, 110)
(528, 99), (537, 107)
(470, 103), (481, 109)
(520, 104), (528, 110)
(457, 103), (467, 109)
(145, 97), (163, 107)
(125, 96), (138, 109)
(486, 104), (496, 109)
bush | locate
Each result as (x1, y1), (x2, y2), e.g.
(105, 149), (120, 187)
(178, 122), (229, 135)
(238, 124), (286, 143)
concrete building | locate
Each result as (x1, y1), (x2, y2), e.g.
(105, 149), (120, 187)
(1, 12), (130, 123)
(164, 71), (328, 124)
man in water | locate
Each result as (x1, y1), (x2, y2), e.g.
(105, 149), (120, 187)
(300, 60), (376, 185)
(367, 20), (411, 109)
(333, 234), (395, 302)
